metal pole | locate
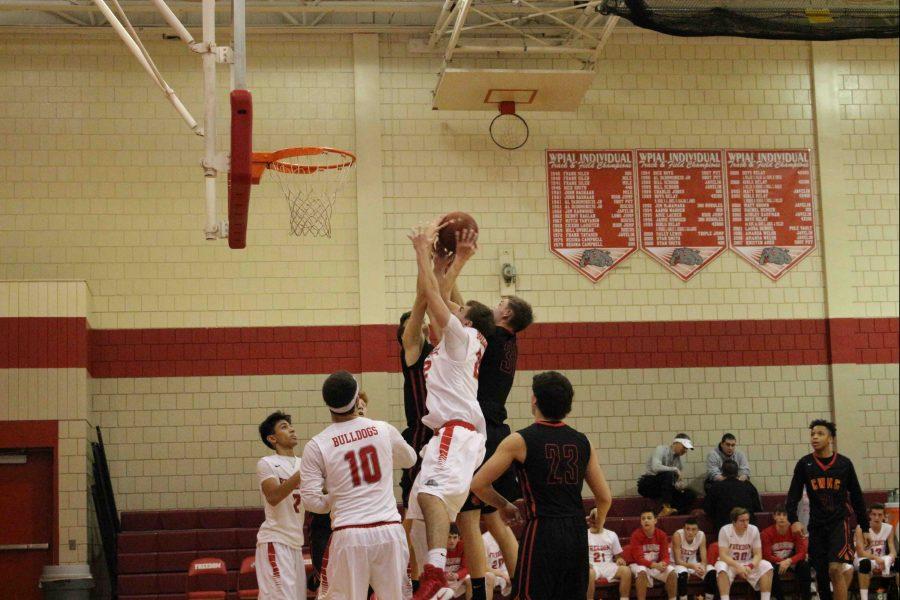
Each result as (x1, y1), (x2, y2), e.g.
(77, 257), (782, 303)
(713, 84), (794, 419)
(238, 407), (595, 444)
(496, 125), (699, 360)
(148, 0), (195, 45)
(202, 0), (218, 239)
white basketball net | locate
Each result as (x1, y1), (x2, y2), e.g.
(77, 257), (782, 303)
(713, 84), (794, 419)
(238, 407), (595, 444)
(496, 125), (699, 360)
(267, 150), (355, 238)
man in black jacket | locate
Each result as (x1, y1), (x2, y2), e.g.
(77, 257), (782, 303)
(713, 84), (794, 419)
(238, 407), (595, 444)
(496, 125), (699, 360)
(703, 459), (762, 532)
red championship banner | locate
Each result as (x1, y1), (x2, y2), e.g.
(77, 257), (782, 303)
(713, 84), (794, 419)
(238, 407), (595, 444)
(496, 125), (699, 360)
(546, 150), (638, 282)
(726, 149), (815, 280)
(636, 150), (727, 281)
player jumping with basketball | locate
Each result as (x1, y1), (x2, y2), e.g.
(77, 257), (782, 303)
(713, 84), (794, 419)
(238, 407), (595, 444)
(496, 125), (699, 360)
(786, 419), (870, 600)
(300, 371), (417, 599)
(255, 411), (306, 600)
(406, 223), (495, 600)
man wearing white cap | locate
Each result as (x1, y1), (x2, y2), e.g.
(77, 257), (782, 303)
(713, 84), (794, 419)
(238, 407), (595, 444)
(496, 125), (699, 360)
(637, 434), (697, 517)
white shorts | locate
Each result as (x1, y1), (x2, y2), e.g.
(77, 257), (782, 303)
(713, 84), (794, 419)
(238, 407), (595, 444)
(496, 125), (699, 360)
(256, 541), (306, 600)
(592, 562), (622, 582)
(631, 564), (675, 587)
(318, 522), (411, 600)
(715, 560), (773, 591)
(406, 424), (486, 522)
(675, 564), (715, 577)
(854, 555), (894, 574)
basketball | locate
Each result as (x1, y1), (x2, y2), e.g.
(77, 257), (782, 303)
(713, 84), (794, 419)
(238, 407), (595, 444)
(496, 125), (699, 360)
(436, 212), (479, 255)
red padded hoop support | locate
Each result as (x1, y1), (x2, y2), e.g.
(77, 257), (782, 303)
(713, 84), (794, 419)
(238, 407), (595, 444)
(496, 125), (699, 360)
(228, 90), (253, 249)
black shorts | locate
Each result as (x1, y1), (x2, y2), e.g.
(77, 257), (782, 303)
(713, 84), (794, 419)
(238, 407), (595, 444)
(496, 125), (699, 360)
(400, 426), (432, 509)
(513, 517), (588, 600)
(461, 422), (520, 514)
(808, 519), (855, 565)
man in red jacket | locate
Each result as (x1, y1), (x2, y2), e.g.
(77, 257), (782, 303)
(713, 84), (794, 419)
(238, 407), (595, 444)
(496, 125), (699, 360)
(630, 509), (678, 600)
(761, 506), (810, 600)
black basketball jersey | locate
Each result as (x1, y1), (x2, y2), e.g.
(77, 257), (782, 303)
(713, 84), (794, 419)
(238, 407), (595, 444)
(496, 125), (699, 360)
(786, 452), (869, 531)
(477, 327), (518, 426)
(515, 421), (591, 520)
(400, 338), (433, 442)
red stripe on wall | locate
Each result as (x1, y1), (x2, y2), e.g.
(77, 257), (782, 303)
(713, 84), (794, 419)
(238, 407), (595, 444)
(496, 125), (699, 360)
(0, 318), (88, 369)
(1, 317), (897, 376)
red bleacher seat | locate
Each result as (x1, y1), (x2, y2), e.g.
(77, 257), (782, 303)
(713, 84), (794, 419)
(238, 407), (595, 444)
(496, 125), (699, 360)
(118, 552), (158, 574)
(161, 509), (201, 530)
(199, 508), (239, 529)
(236, 508), (264, 528)
(197, 528), (237, 551)
(118, 531), (158, 554)
(157, 550), (199, 573)
(236, 528), (258, 548)
(237, 555), (259, 599)
(121, 511), (162, 531)
(119, 573), (159, 595)
(158, 530), (198, 552)
(186, 557), (228, 600)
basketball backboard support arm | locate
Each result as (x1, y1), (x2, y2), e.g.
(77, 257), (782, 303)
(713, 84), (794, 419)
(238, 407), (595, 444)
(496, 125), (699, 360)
(201, 0), (219, 239)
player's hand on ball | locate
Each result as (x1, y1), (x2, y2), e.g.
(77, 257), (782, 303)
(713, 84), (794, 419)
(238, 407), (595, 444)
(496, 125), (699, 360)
(454, 229), (478, 261)
(500, 501), (522, 525)
(433, 248), (453, 274)
(408, 225), (433, 254)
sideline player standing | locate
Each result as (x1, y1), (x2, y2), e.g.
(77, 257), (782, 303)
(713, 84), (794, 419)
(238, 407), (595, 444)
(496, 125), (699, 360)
(300, 371), (417, 599)
(255, 411), (306, 600)
(786, 419), (869, 600)
(471, 370), (613, 600)
(406, 224), (495, 600)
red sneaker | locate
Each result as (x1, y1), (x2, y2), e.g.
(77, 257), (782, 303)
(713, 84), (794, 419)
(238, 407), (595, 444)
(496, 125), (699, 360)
(412, 564), (449, 600)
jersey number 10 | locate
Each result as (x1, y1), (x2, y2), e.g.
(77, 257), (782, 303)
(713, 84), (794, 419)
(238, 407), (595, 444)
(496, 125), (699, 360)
(344, 445), (382, 487)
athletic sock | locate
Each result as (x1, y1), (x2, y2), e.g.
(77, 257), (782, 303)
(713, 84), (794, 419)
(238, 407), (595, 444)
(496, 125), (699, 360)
(860, 590), (869, 600)
(426, 548), (447, 571)
(762, 592), (771, 600)
(722, 595), (730, 600)
(471, 577), (486, 600)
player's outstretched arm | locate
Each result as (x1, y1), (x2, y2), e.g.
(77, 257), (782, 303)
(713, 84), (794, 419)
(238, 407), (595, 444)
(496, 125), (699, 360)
(402, 276), (428, 366)
(585, 446), (612, 531)
(471, 433), (526, 518)
(258, 458), (301, 507)
(410, 225), (451, 332)
(298, 441), (330, 514)
(388, 423), (417, 470)
(438, 229), (477, 307)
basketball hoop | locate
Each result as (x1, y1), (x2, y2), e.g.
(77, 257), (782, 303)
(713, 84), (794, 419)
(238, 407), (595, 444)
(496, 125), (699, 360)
(251, 147), (356, 238)
(490, 101), (529, 151)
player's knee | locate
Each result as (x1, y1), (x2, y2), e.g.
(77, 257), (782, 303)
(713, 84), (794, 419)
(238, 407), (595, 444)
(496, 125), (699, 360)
(620, 566), (633, 581)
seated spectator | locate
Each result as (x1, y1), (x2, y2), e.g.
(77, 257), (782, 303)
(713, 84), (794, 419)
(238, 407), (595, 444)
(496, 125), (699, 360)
(762, 504), (811, 600)
(703, 459), (762, 532)
(672, 517), (717, 600)
(630, 509), (678, 600)
(854, 503), (897, 600)
(446, 524), (472, 599)
(482, 529), (511, 600)
(705, 433), (751, 492)
(715, 507), (773, 600)
(587, 507), (632, 600)
(638, 434), (697, 517)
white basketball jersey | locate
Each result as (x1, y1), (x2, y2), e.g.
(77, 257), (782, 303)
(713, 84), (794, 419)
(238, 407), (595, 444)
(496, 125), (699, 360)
(718, 524), (761, 563)
(422, 315), (487, 434)
(675, 529), (706, 564)
(588, 529), (623, 567)
(860, 523), (893, 557)
(483, 531), (508, 575)
(256, 454), (305, 548)
(302, 417), (414, 529)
